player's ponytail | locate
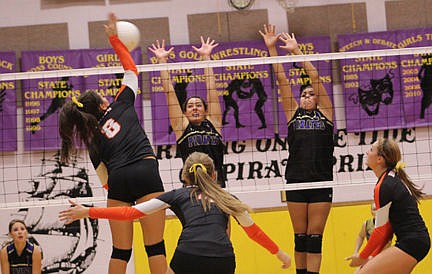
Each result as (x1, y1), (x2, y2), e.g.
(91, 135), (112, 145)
(377, 138), (425, 202)
(182, 152), (251, 215)
(59, 91), (103, 163)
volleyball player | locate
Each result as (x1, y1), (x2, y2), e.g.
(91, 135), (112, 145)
(60, 152), (291, 274)
(58, 13), (166, 274)
(0, 220), (42, 274)
(149, 37), (226, 187)
(346, 138), (430, 274)
(260, 24), (334, 274)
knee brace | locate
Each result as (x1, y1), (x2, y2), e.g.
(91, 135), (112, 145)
(306, 234), (323, 254)
(145, 240), (166, 257)
(294, 233), (307, 253)
(111, 246), (132, 262)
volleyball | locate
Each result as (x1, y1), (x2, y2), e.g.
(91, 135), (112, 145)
(116, 21), (140, 51)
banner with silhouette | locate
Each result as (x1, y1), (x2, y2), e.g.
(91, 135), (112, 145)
(338, 31), (403, 132)
(0, 52), (16, 151)
(148, 40), (286, 145)
(397, 28), (432, 127)
(22, 50), (83, 150)
(276, 36), (334, 136)
(82, 47), (143, 124)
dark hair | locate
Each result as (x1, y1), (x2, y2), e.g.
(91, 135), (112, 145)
(59, 91), (104, 163)
(8, 219), (27, 233)
(376, 138), (425, 202)
(181, 96), (208, 112)
(181, 152), (251, 215)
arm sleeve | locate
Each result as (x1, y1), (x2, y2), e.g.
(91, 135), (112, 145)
(109, 35), (139, 99)
(359, 201), (393, 259)
(89, 199), (169, 220)
(235, 211), (279, 254)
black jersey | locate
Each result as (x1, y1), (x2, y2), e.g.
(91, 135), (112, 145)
(377, 171), (429, 241)
(285, 108), (334, 183)
(177, 119), (225, 187)
(6, 241), (34, 274)
(157, 187), (232, 257)
(89, 87), (154, 171)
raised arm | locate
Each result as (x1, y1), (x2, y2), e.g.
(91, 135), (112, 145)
(105, 13), (139, 98)
(149, 40), (187, 139)
(259, 24), (297, 121)
(279, 32), (333, 121)
(192, 36), (222, 132)
(234, 211), (291, 269)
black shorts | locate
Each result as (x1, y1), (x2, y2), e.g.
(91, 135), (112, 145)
(107, 158), (164, 203)
(396, 235), (430, 262)
(285, 187), (333, 203)
(170, 250), (235, 274)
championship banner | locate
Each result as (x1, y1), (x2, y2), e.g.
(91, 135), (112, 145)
(397, 28), (432, 127)
(277, 36), (334, 136)
(148, 40), (276, 145)
(338, 31), (404, 132)
(21, 50), (83, 150)
(81, 47), (144, 124)
(0, 52), (17, 151)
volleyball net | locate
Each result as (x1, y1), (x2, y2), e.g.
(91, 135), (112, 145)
(2, 45), (432, 209)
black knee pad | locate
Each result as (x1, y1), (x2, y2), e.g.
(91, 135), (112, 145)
(111, 246), (132, 262)
(294, 233), (307, 253)
(145, 240), (166, 257)
(306, 234), (322, 254)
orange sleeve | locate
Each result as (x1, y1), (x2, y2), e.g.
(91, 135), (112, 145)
(242, 223), (279, 254)
(89, 206), (145, 221)
(109, 35), (138, 75)
(359, 218), (393, 259)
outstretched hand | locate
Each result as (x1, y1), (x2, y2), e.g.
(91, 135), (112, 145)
(276, 250), (291, 269)
(258, 24), (280, 48)
(59, 200), (90, 224)
(148, 40), (174, 62)
(104, 12), (117, 38)
(192, 36), (218, 59)
(279, 32), (300, 53)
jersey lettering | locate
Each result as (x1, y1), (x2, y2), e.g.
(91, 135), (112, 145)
(101, 118), (121, 139)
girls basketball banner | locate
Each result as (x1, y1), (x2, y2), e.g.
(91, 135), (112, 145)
(21, 50), (83, 150)
(81, 47), (144, 124)
(338, 31), (404, 132)
(149, 40), (285, 145)
(276, 36), (334, 136)
(397, 28), (432, 127)
(0, 52), (17, 151)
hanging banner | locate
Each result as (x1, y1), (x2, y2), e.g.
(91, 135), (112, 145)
(397, 28), (432, 127)
(81, 47), (144, 124)
(21, 50), (83, 150)
(338, 31), (403, 132)
(0, 52), (17, 151)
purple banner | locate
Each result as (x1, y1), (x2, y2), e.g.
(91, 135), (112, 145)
(149, 40), (276, 145)
(338, 31), (403, 132)
(0, 52), (17, 151)
(21, 50), (83, 150)
(397, 28), (432, 127)
(277, 36), (334, 136)
(81, 47), (143, 124)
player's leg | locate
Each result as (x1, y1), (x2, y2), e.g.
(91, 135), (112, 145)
(137, 192), (167, 274)
(107, 198), (134, 274)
